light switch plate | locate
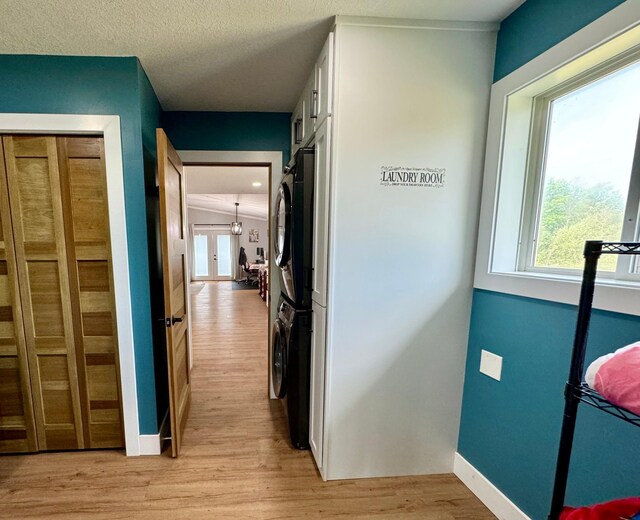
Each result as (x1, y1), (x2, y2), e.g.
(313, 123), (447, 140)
(480, 349), (502, 381)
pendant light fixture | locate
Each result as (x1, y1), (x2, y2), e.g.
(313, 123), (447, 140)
(230, 202), (242, 235)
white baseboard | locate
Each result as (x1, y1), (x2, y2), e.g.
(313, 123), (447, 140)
(138, 410), (170, 456)
(454, 453), (531, 520)
(138, 433), (161, 455)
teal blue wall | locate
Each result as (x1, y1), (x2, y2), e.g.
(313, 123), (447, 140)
(459, 291), (640, 519)
(137, 63), (169, 430)
(163, 111), (290, 159)
(138, 62), (163, 157)
(0, 55), (291, 436)
(494, 0), (626, 81)
(0, 55), (160, 434)
(460, 2), (639, 518)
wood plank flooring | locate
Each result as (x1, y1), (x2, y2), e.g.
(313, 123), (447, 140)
(0, 281), (494, 519)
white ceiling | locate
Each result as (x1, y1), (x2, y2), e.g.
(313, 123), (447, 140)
(187, 194), (269, 221)
(185, 165), (269, 194)
(185, 165), (269, 220)
(0, 0), (524, 112)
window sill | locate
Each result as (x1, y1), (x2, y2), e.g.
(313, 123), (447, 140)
(474, 269), (640, 317)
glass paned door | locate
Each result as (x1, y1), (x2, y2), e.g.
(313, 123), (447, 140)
(192, 229), (233, 281)
(193, 232), (209, 278)
(215, 233), (232, 278)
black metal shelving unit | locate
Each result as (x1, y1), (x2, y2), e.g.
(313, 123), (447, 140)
(548, 240), (640, 520)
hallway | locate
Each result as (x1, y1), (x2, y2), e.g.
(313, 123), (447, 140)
(0, 282), (493, 519)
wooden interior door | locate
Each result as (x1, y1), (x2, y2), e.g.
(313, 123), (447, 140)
(157, 128), (191, 457)
(2, 136), (85, 450)
(0, 139), (38, 453)
(57, 137), (124, 448)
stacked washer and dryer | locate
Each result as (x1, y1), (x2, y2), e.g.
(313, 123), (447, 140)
(272, 147), (315, 449)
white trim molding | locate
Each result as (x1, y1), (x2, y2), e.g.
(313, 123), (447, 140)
(454, 453), (531, 520)
(139, 410), (170, 455)
(334, 15), (498, 32)
(474, 1), (640, 316)
(178, 150), (282, 399)
(0, 113), (141, 455)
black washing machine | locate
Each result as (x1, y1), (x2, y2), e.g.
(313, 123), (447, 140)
(272, 294), (311, 449)
(274, 147), (314, 309)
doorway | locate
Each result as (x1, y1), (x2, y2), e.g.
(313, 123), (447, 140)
(154, 148), (285, 460)
(182, 160), (275, 397)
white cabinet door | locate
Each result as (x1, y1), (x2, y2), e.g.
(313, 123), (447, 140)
(302, 70), (316, 145)
(315, 32), (334, 125)
(290, 97), (304, 159)
(311, 117), (331, 306)
(309, 300), (326, 477)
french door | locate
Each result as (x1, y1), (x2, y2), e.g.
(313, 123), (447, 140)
(192, 229), (233, 281)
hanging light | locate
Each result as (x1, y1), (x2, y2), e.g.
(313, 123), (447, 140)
(230, 202), (242, 235)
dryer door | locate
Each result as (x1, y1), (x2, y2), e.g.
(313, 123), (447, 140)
(274, 181), (292, 268)
(272, 318), (288, 398)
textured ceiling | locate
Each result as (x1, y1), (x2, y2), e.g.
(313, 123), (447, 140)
(0, 0), (523, 112)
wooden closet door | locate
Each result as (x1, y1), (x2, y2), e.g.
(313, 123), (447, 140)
(57, 137), (123, 449)
(2, 136), (85, 450)
(0, 139), (38, 453)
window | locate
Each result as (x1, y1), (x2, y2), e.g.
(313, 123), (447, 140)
(475, 10), (640, 315)
(520, 55), (640, 278)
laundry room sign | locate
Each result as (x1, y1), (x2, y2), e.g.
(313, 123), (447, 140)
(379, 166), (446, 188)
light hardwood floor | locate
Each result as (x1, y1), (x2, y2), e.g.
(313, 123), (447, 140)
(0, 282), (494, 519)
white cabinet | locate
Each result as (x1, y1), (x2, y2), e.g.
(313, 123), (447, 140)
(315, 32), (333, 125)
(302, 71), (316, 145)
(289, 32), (334, 156)
(287, 17), (496, 481)
(311, 118), (331, 306)
(290, 97), (304, 158)
(309, 300), (326, 477)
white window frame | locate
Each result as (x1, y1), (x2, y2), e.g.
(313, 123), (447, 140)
(475, 1), (640, 317)
(519, 49), (640, 280)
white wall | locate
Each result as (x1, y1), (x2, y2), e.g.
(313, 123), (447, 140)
(188, 207), (269, 263)
(324, 21), (496, 479)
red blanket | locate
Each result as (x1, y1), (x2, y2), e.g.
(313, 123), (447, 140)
(561, 498), (640, 519)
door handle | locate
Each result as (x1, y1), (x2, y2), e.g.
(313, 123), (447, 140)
(294, 118), (303, 144)
(311, 90), (319, 119)
(171, 315), (184, 325)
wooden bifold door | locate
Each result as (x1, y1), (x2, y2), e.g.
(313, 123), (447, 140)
(0, 135), (123, 453)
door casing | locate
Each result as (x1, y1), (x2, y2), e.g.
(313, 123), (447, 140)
(180, 151), (282, 399)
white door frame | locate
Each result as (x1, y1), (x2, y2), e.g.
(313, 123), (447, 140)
(179, 150), (283, 399)
(0, 114), (141, 455)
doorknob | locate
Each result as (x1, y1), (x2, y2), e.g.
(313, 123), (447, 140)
(163, 316), (184, 327)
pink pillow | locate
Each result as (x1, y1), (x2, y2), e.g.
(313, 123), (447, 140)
(592, 342), (640, 416)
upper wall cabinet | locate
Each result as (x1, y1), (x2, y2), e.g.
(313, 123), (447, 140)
(290, 32), (334, 160)
(315, 33), (334, 125)
(290, 97), (304, 158)
(303, 71), (316, 144)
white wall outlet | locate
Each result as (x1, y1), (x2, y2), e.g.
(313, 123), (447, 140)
(480, 350), (503, 381)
